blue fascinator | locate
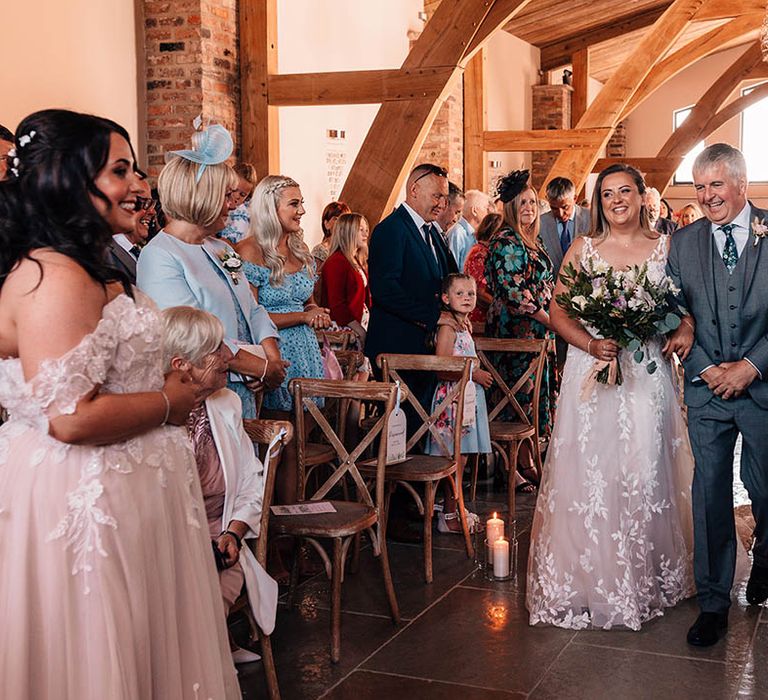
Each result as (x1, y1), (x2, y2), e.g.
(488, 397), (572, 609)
(167, 124), (234, 182)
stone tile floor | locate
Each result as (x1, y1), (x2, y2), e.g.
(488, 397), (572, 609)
(237, 471), (765, 700)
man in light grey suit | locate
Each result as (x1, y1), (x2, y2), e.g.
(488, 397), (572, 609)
(540, 177), (591, 366)
(667, 143), (768, 647)
(539, 176), (591, 278)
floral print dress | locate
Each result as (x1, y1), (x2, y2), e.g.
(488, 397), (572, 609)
(485, 226), (558, 438)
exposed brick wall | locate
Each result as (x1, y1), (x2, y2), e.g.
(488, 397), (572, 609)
(531, 84), (571, 190)
(142, 0), (239, 177)
(412, 2), (464, 186)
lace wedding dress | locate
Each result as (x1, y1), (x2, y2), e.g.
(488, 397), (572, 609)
(526, 236), (695, 630)
(0, 292), (240, 699)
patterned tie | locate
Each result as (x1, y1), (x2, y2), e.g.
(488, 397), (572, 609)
(720, 224), (738, 273)
(559, 220), (572, 254)
(130, 245), (141, 259)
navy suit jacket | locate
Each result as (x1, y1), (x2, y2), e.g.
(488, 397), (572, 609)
(365, 204), (454, 363)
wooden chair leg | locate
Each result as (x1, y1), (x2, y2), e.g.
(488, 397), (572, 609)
(422, 481), (436, 583)
(349, 532), (362, 574)
(508, 440), (521, 521)
(287, 538), (301, 609)
(452, 466), (474, 559)
(376, 523), (401, 624)
(469, 453), (480, 501)
(330, 537), (344, 664)
(257, 627), (281, 700)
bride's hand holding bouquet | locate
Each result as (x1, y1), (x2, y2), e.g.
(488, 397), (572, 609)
(556, 256), (685, 389)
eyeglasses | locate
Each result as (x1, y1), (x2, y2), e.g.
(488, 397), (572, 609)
(135, 196), (156, 212)
(412, 164), (448, 184)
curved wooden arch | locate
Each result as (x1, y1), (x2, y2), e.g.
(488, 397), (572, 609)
(338, 0), (533, 225)
(541, 0), (706, 195)
(647, 41), (763, 193)
(620, 12), (763, 121)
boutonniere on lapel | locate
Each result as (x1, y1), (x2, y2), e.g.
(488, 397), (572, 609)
(218, 249), (243, 284)
(752, 217), (768, 247)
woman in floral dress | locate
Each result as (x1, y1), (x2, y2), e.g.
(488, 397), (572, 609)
(486, 170), (558, 478)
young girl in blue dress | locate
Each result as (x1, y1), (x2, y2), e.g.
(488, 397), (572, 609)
(427, 273), (493, 533)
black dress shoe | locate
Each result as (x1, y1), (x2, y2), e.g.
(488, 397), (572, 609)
(746, 564), (768, 605)
(687, 612), (728, 647)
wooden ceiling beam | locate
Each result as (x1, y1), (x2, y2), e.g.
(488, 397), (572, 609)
(649, 42), (764, 193)
(464, 49), (488, 192)
(267, 67), (454, 106)
(571, 48), (590, 124)
(542, 0), (705, 195)
(694, 0), (765, 21)
(703, 81), (768, 136)
(538, 6), (666, 71)
(483, 128), (610, 151)
(339, 0), (533, 226)
(620, 13), (763, 119)
(240, 0), (279, 177)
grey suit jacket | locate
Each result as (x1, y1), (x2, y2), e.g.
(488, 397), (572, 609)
(106, 239), (137, 285)
(540, 206), (591, 278)
(667, 205), (768, 408)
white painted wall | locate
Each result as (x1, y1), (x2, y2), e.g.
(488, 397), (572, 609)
(0, 0), (139, 146)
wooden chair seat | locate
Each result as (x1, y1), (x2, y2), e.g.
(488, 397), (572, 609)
(360, 454), (456, 481)
(271, 500), (376, 538)
(489, 421), (535, 441)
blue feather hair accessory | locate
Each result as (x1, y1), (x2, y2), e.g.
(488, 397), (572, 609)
(166, 124), (233, 182)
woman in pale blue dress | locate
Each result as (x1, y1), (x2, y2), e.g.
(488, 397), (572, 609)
(237, 175), (330, 502)
(137, 128), (287, 420)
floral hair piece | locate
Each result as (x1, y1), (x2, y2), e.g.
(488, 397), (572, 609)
(496, 169), (530, 203)
(166, 124), (233, 183)
(6, 129), (37, 178)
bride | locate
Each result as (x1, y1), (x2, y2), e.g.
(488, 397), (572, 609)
(526, 164), (696, 630)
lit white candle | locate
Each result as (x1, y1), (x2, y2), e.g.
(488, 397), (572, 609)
(493, 537), (510, 578)
(486, 512), (504, 546)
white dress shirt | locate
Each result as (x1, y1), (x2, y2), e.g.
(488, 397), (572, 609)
(113, 233), (138, 260)
(711, 202), (751, 258)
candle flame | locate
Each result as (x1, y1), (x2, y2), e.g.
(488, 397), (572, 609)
(493, 512), (497, 519)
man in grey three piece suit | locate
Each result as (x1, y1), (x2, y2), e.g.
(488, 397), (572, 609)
(667, 143), (768, 647)
(539, 177), (591, 366)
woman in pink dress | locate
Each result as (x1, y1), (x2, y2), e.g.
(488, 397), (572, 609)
(0, 110), (240, 699)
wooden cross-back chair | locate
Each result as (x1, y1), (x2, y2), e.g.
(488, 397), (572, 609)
(229, 418), (294, 700)
(271, 378), (401, 663)
(472, 337), (550, 518)
(303, 349), (363, 489)
(363, 354), (474, 583)
(316, 328), (356, 351)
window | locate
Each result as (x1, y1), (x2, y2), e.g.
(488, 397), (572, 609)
(741, 82), (768, 182)
(672, 107), (704, 185)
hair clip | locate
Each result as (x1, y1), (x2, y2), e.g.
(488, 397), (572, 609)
(166, 124), (233, 182)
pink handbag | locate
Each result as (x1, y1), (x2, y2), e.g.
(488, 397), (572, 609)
(320, 335), (343, 380)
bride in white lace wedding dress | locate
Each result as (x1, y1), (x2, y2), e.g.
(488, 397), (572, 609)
(526, 165), (695, 631)
(0, 111), (239, 698)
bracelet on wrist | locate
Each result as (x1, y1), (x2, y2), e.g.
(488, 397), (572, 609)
(221, 529), (243, 550)
(159, 390), (171, 426)
(259, 359), (269, 382)
(587, 338), (594, 356)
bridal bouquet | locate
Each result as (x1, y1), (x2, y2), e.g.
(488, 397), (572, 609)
(556, 258), (683, 387)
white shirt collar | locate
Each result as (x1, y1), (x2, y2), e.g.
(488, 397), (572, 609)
(709, 202), (751, 235)
(113, 233), (137, 258)
(401, 201), (428, 232)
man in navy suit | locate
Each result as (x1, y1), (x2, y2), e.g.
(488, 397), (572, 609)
(366, 162), (454, 404)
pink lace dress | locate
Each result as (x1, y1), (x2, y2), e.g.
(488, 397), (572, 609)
(0, 292), (239, 699)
